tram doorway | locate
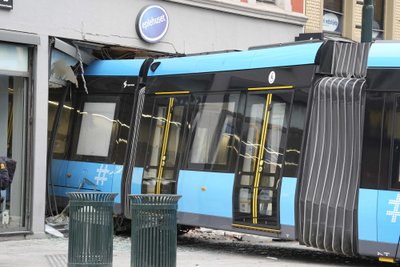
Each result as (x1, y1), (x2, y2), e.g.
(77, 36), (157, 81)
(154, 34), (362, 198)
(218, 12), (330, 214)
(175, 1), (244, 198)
(233, 89), (293, 231)
(141, 94), (190, 195)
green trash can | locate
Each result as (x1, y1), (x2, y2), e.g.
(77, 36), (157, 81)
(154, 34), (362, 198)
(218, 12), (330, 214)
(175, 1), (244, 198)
(67, 192), (117, 267)
(130, 194), (181, 267)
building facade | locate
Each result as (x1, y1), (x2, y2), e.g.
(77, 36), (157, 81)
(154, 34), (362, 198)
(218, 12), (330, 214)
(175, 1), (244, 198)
(305, 0), (400, 41)
(0, 0), (306, 237)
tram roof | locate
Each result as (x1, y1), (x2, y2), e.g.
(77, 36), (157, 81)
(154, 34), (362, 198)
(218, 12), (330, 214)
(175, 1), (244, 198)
(148, 42), (323, 77)
(368, 41), (400, 68)
(84, 59), (145, 76)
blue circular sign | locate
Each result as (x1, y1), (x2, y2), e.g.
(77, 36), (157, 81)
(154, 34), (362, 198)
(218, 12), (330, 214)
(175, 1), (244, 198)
(136, 5), (169, 44)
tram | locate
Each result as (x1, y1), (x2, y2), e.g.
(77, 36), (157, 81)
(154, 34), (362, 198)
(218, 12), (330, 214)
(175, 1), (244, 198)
(47, 40), (400, 262)
(47, 58), (147, 213)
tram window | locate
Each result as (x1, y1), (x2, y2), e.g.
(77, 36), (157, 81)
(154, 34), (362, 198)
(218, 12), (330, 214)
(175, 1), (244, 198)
(391, 97), (400, 189)
(239, 188), (252, 213)
(113, 94), (134, 165)
(48, 88), (73, 157)
(136, 96), (155, 167)
(187, 94), (239, 171)
(76, 102), (116, 157)
(380, 95), (394, 189)
(54, 101), (72, 155)
(264, 101), (288, 174)
(283, 101), (306, 177)
(360, 94), (384, 189)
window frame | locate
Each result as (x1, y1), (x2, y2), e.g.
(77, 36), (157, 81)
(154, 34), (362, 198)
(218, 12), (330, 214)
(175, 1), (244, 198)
(71, 95), (121, 164)
(184, 92), (240, 173)
(390, 94), (400, 190)
(322, 0), (344, 35)
(48, 87), (76, 159)
(372, 0), (385, 40)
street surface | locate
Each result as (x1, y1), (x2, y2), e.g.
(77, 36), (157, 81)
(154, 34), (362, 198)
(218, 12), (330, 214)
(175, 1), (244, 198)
(172, 228), (398, 267)
(0, 228), (398, 267)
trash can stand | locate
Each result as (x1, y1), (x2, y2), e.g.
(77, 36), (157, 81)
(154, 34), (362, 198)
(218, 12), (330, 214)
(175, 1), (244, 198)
(130, 194), (181, 267)
(67, 192), (117, 267)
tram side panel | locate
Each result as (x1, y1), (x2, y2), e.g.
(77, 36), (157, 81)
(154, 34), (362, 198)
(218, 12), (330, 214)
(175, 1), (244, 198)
(137, 62), (317, 239)
(48, 71), (141, 214)
(358, 87), (400, 261)
(280, 90), (309, 239)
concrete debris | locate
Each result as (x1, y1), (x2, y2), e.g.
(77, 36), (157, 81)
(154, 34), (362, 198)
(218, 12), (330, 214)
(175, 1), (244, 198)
(45, 224), (64, 238)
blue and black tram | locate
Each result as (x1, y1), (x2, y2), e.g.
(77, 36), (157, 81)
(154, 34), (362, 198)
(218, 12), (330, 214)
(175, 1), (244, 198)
(48, 59), (146, 213)
(47, 40), (400, 262)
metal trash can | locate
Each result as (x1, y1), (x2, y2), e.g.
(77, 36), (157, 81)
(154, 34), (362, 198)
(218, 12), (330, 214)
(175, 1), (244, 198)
(67, 192), (117, 267)
(130, 194), (181, 267)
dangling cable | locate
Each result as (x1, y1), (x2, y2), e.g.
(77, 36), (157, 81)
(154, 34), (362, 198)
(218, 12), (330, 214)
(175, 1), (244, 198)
(73, 42), (88, 94)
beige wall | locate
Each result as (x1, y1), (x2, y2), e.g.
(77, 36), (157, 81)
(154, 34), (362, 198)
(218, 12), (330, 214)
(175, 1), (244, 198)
(390, 0), (400, 39)
(305, 0), (400, 41)
(304, 0), (323, 33)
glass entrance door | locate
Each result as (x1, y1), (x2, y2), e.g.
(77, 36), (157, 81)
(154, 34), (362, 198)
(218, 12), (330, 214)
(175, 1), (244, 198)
(233, 91), (292, 229)
(0, 76), (28, 232)
(142, 95), (189, 194)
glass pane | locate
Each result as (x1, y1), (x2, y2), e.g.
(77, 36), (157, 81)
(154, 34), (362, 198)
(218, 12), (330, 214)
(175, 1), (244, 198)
(160, 179), (175, 194)
(323, 11), (342, 33)
(142, 178), (156, 194)
(263, 101), (289, 174)
(0, 76), (28, 231)
(324, 0), (342, 13)
(188, 94), (238, 169)
(260, 176), (275, 188)
(258, 189), (273, 216)
(240, 175), (254, 186)
(55, 101), (72, 154)
(137, 97), (155, 167)
(240, 96), (264, 173)
(373, 0), (385, 30)
(165, 105), (185, 168)
(373, 0), (385, 40)
(48, 100), (58, 138)
(360, 94), (384, 188)
(76, 102), (116, 157)
(48, 94), (73, 156)
(0, 43), (28, 73)
(392, 97), (400, 188)
(143, 168), (157, 179)
(239, 188), (252, 213)
(259, 202), (273, 217)
(323, 0), (343, 34)
(162, 169), (175, 180)
(284, 102), (306, 177)
(147, 105), (168, 167)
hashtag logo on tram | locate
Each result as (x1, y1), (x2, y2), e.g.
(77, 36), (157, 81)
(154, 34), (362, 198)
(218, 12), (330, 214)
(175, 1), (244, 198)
(94, 164), (109, 186)
(386, 193), (400, 223)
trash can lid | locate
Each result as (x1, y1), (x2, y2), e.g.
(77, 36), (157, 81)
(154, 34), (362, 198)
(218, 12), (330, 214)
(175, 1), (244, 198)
(129, 194), (181, 204)
(67, 192), (118, 201)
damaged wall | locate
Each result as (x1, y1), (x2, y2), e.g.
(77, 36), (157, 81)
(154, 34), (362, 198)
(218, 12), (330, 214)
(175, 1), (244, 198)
(0, 0), (306, 54)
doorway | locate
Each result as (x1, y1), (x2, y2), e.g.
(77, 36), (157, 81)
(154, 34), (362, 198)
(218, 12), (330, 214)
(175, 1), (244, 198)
(233, 90), (292, 230)
(0, 75), (29, 232)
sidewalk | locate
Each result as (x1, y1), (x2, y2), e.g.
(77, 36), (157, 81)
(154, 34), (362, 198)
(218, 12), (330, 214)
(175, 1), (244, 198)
(0, 230), (385, 267)
(0, 234), (271, 267)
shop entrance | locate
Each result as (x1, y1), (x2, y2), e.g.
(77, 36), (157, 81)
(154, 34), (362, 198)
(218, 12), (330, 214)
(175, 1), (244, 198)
(0, 43), (30, 233)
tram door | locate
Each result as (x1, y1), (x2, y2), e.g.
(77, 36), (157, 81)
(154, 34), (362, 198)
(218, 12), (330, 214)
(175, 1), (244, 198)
(233, 90), (292, 230)
(141, 95), (189, 194)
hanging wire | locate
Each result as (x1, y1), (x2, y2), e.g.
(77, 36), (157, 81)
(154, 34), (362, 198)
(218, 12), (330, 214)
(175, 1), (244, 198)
(73, 42), (89, 94)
